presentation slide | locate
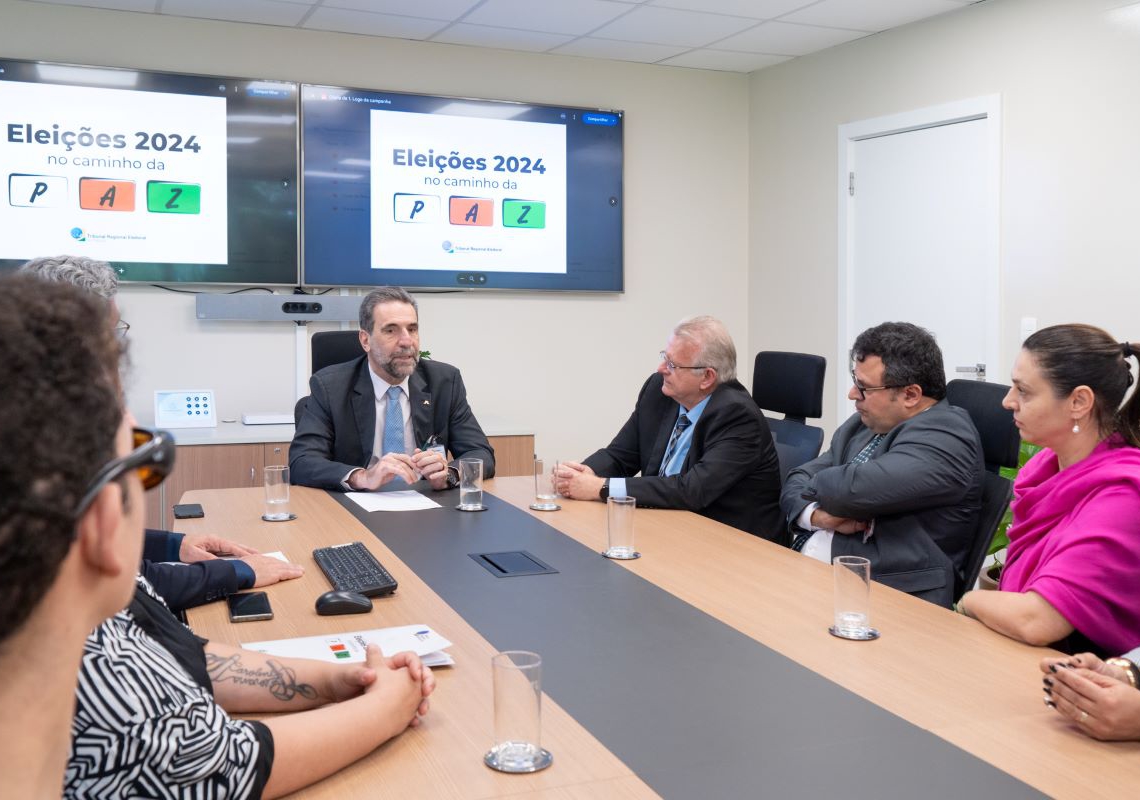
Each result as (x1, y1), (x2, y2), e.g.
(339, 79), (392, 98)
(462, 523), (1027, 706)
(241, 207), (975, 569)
(0, 80), (228, 263)
(370, 110), (567, 273)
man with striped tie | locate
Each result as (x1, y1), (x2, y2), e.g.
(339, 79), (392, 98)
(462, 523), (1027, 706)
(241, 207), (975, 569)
(556, 315), (783, 541)
(781, 322), (984, 608)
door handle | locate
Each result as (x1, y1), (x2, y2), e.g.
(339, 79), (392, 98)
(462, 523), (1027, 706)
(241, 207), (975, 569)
(955, 363), (986, 381)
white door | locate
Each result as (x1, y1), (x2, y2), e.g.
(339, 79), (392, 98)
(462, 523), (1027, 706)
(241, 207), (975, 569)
(838, 97), (1000, 419)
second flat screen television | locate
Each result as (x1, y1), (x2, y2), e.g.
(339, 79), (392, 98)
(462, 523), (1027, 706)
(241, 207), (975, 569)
(302, 85), (623, 292)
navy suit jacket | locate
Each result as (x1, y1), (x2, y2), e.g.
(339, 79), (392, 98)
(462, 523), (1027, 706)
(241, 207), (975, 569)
(781, 399), (984, 607)
(583, 374), (783, 541)
(290, 356), (495, 491)
(140, 530), (241, 612)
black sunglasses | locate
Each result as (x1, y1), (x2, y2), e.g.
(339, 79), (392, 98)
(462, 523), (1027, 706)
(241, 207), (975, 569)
(73, 427), (175, 519)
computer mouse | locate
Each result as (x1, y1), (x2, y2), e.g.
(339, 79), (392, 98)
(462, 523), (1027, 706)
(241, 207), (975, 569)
(315, 590), (373, 615)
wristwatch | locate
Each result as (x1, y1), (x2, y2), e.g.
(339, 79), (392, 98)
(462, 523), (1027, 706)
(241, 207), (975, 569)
(1107, 657), (1140, 689)
(598, 478), (610, 502)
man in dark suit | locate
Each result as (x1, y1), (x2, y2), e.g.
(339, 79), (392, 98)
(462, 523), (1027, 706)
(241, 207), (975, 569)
(290, 286), (494, 491)
(556, 316), (783, 540)
(781, 322), (985, 607)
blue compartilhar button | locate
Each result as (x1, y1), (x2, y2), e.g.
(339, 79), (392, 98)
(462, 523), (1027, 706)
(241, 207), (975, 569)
(582, 113), (618, 126)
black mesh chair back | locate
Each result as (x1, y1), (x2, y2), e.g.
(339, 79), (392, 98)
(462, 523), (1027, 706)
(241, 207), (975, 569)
(751, 351), (827, 481)
(945, 379), (1020, 475)
(312, 330), (363, 374)
(945, 379), (1021, 599)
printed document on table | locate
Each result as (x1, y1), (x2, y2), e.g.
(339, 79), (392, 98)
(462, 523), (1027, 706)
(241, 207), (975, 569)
(346, 490), (441, 512)
(244, 624), (455, 667)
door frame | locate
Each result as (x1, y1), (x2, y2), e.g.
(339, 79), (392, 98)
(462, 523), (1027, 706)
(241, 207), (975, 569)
(836, 95), (1002, 420)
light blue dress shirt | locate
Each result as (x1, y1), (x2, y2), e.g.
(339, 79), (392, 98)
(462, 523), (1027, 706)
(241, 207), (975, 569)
(610, 395), (711, 499)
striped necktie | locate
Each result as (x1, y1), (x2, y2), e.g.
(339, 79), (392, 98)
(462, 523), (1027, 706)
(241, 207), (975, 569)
(791, 433), (885, 552)
(660, 414), (692, 476)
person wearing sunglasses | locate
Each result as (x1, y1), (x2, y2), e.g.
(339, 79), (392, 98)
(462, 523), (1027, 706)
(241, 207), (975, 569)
(0, 272), (437, 796)
(0, 275), (152, 797)
(20, 254), (304, 611)
(780, 322), (985, 608)
(555, 315), (783, 540)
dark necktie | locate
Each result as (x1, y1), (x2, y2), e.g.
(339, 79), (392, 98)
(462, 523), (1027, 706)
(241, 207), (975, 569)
(660, 414), (692, 476)
(791, 433), (885, 552)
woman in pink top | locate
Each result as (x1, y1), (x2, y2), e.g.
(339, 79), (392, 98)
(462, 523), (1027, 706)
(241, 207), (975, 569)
(957, 324), (1140, 655)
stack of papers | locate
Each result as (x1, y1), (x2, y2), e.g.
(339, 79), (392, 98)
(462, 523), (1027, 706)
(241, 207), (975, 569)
(243, 624), (454, 667)
(346, 490), (441, 512)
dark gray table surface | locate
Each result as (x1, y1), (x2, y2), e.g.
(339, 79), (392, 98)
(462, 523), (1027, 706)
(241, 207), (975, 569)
(334, 489), (1042, 800)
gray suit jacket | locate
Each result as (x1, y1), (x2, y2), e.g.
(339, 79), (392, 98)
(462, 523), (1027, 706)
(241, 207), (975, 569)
(780, 399), (984, 607)
(290, 356), (495, 491)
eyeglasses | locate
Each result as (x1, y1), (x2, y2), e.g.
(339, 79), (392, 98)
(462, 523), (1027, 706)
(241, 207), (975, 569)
(659, 351), (711, 373)
(114, 320), (131, 338)
(73, 427), (174, 519)
(850, 371), (905, 401)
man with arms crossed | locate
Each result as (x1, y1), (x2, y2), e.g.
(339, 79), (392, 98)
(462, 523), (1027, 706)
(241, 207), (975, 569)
(781, 321), (984, 607)
(20, 255), (303, 611)
(291, 286), (495, 491)
(557, 315), (783, 540)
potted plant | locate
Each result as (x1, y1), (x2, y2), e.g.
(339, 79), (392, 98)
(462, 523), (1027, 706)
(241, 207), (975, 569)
(979, 441), (1043, 589)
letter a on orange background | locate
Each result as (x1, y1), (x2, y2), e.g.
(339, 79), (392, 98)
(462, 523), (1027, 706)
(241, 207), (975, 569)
(448, 196), (492, 226)
(79, 178), (136, 212)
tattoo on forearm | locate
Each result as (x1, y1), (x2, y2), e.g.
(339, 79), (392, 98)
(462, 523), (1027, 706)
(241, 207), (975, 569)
(205, 653), (318, 702)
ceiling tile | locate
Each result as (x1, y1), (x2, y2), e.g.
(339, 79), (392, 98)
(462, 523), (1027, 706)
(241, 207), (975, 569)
(659, 48), (790, 72)
(646, 0), (815, 20)
(303, 7), (446, 37)
(30, 0), (159, 11)
(782, 0), (970, 33)
(591, 5), (758, 47)
(713, 20), (867, 56)
(320, 0), (479, 20)
(463, 0), (630, 35)
(431, 23), (575, 53)
(552, 37), (690, 64)
(160, 0), (312, 26)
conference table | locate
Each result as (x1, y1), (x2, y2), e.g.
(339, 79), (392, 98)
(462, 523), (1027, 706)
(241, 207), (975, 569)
(182, 479), (1140, 799)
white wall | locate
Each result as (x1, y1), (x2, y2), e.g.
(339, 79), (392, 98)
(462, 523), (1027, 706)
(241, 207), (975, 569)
(0, 0), (750, 460)
(749, 0), (1140, 434)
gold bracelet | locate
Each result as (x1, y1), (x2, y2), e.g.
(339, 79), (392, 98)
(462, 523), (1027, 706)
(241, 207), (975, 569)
(1107, 657), (1140, 689)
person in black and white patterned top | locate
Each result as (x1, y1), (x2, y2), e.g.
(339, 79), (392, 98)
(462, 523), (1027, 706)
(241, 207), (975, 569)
(67, 571), (436, 799)
(0, 275), (149, 799)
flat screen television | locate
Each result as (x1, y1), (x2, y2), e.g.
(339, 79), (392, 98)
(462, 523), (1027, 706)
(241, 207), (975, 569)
(0, 57), (298, 285)
(301, 84), (623, 292)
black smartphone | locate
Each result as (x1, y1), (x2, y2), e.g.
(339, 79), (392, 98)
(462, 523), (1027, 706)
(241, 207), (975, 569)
(227, 591), (273, 622)
(173, 503), (205, 519)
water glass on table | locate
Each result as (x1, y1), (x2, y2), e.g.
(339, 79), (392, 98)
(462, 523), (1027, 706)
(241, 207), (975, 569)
(830, 555), (879, 640)
(483, 650), (553, 773)
(262, 465), (294, 522)
(603, 496), (639, 559)
(458, 458), (485, 511)
(529, 458), (561, 512)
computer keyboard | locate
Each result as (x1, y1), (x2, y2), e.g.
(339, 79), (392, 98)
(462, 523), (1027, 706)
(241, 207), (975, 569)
(312, 542), (398, 597)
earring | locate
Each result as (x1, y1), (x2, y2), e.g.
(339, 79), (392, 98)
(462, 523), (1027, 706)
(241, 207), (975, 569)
(1072, 422), (1080, 434)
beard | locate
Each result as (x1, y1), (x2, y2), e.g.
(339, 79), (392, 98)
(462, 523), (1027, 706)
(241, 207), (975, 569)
(380, 347), (419, 379)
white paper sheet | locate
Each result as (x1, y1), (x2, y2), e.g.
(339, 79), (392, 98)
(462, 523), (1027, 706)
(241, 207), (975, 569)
(243, 624), (454, 667)
(345, 490), (442, 512)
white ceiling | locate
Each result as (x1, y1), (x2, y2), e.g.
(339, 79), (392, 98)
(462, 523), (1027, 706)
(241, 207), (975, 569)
(28, 0), (981, 73)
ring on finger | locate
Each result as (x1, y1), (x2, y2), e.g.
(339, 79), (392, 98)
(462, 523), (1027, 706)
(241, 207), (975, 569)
(1079, 710), (1090, 724)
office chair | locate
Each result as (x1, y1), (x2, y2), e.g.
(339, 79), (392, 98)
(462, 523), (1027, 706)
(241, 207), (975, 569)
(311, 330), (363, 374)
(946, 379), (1020, 599)
(751, 351), (826, 482)
(295, 330), (363, 425)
